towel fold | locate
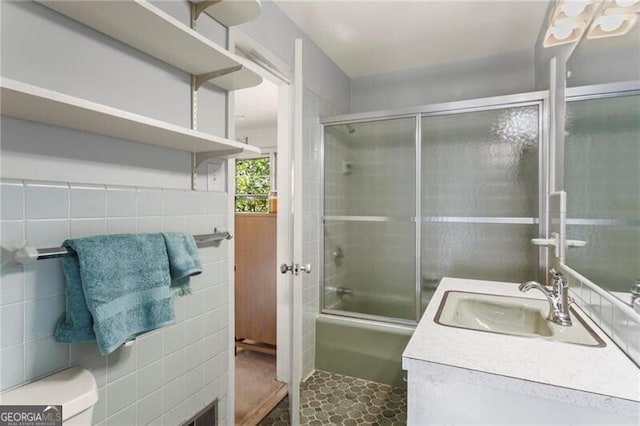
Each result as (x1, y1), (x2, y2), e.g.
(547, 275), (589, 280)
(55, 233), (176, 355)
(163, 232), (203, 296)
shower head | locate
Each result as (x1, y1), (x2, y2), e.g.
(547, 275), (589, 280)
(346, 124), (356, 134)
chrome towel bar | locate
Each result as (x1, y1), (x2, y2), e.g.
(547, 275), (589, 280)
(9, 229), (232, 264)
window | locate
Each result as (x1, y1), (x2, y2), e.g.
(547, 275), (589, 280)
(235, 157), (273, 212)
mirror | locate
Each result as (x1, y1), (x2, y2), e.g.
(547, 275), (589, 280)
(563, 13), (640, 302)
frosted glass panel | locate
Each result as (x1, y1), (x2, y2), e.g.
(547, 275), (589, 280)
(323, 220), (415, 320)
(421, 106), (539, 217)
(421, 223), (539, 311)
(565, 95), (640, 292)
(324, 118), (416, 217)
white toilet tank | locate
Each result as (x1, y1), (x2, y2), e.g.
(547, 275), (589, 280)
(1, 367), (98, 425)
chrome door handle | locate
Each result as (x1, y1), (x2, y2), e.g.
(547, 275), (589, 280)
(296, 263), (312, 274)
(280, 263), (312, 275)
(280, 263), (294, 274)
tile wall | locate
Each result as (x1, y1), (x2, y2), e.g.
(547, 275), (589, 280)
(0, 179), (231, 425)
(301, 89), (340, 379)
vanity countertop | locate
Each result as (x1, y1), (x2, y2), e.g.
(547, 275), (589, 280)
(402, 277), (640, 403)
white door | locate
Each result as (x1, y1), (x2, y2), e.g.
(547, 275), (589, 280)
(276, 38), (306, 424)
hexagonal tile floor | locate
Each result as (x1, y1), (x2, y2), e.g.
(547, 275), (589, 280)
(259, 370), (407, 425)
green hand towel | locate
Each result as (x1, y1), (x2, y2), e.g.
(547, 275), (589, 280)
(55, 233), (175, 355)
(163, 232), (203, 296)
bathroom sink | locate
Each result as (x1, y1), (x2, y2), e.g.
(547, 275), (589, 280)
(435, 291), (605, 347)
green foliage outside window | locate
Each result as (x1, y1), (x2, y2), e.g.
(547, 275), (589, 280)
(235, 157), (271, 212)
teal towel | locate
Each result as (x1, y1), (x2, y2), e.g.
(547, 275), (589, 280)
(55, 234), (176, 355)
(163, 232), (202, 296)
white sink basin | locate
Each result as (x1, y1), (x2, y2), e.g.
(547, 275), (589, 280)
(435, 291), (605, 347)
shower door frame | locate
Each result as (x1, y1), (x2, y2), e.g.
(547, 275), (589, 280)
(319, 90), (550, 325)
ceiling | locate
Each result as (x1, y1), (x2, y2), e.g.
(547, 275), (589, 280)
(234, 78), (279, 131)
(274, 0), (550, 78)
(235, 1), (551, 131)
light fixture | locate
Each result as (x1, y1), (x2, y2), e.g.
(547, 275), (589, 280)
(543, 0), (640, 47)
(552, 0), (600, 21)
(586, 12), (638, 37)
(543, 12), (589, 47)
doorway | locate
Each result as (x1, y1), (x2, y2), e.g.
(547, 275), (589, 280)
(228, 31), (292, 425)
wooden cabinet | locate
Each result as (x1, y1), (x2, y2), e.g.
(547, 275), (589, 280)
(235, 214), (277, 346)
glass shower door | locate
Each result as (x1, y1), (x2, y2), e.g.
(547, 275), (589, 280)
(420, 105), (542, 310)
(323, 117), (417, 322)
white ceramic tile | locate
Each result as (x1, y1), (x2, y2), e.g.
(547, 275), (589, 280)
(174, 297), (186, 322)
(106, 402), (137, 426)
(25, 220), (69, 247)
(186, 292), (205, 319)
(163, 377), (186, 413)
(70, 219), (107, 238)
(70, 184), (106, 218)
(24, 336), (69, 382)
(1, 220), (24, 245)
(185, 317), (204, 346)
(163, 349), (186, 384)
(138, 359), (164, 398)
(106, 373), (138, 416)
(24, 295), (64, 340)
(24, 182), (68, 220)
(137, 188), (163, 217)
(92, 387), (107, 424)
(69, 341), (101, 364)
(186, 364), (205, 397)
(24, 260), (65, 301)
(202, 332), (221, 361)
(164, 400), (186, 426)
(186, 192), (207, 216)
(163, 323), (185, 356)
(0, 264), (24, 306)
(106, 187), (137, 217)
(1, 344), (24, 391)
(1, 303), (23, 347)
(107, 344), (137, 383)
(163, 216), (185, 233)
(186, 341), (205, 371)
(137, 217), (164, 234)
(137, 331), (164, 368)
(107, 218), (138, 234)
(163, 190), (186, 216)
(1, 180), (24, 220)
(138, 388), (163, 426)
(76, 355), (107, 388)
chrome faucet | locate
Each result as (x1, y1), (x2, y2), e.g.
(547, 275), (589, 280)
(519, 269), (572, 326)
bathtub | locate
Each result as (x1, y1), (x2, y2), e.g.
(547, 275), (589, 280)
(315, 314), (414, 388)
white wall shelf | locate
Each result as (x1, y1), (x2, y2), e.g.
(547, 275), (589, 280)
(192, 0), (262, 27)
(0, 78), (262, 156)
(37, 0), (262, 91)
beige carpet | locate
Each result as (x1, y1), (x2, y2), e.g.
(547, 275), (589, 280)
(235, 349), (287, 426)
